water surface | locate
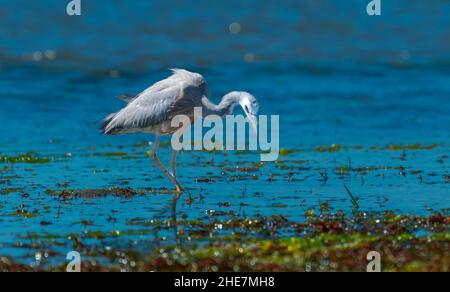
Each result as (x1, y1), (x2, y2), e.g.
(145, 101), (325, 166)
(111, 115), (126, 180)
(0, 0), (449, 266)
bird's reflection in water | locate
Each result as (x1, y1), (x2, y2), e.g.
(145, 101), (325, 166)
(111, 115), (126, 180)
(151, 192), (183, 248)
(171, 194), (181, 245)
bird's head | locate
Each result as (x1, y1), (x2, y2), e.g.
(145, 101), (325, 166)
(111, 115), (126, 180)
(238, 92), (259, 132)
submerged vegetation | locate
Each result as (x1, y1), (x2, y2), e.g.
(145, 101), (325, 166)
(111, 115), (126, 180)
(0, 143), (444, 164)
(313, 144), (440, 153)
(0, 152), (50, 164)
(0, 210), (448, 272)
(0, 141), (447, 272)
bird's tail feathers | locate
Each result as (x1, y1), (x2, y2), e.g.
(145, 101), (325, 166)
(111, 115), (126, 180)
(100, 112), (118, 135)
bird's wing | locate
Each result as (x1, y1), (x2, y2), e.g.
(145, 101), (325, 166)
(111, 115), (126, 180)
(117, 93), (139, 103)
(167, 82), (204, 118)
(102, 79), (204, 134)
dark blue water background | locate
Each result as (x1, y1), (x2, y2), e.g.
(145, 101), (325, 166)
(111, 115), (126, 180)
(0, 0), (449, 265)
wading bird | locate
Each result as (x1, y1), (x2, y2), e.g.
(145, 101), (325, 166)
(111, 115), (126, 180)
(100, 69), (259, 192)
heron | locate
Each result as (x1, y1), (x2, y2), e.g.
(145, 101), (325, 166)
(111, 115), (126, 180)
(100, 69), (259, 192)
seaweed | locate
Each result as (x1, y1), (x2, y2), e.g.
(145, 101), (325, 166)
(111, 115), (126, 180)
(0, 152), (50, 164)
(343, 183), (360, 210)
(1, 211), (448, 272)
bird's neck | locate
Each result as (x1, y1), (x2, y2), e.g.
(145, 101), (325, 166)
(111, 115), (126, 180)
(201, 92), (241, 117)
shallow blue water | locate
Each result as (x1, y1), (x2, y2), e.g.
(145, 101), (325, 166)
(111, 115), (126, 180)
(0, 0), (449, 265)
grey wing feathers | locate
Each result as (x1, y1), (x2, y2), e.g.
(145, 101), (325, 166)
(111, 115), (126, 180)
(167, 84), (204, 118)
(101, 85), (180, 135)
(101, 69), (208, 135)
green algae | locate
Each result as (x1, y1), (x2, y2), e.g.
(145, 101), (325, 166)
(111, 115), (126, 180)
(312, 143), (441, 153)
(24, 229), (153, 241)
(335, 165), (408, 174)
(314, 144), (348, 152)
(0, 152), (50, 164)
(94, 152), (128, 157)
(1, 211), (448, 272)
(377, 144), (438, 151)
(4, 212), (448, 272)
(146, 232), (448, 272)
(0, 139), (448, 272)
(271, 143), (442, 157)
(10, 211), (38, 218)
(279, 148), (302, 156)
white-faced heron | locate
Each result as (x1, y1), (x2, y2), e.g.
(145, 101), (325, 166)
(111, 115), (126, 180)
(100, 69), (259, 192)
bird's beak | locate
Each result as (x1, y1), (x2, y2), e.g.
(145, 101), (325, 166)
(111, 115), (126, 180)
(247, 113), (258, 133)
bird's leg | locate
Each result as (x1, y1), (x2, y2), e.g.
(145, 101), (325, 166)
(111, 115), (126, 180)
(170, 150), (183, 193)
(151, 134), (183, 193)
(170, 132), (182, 191)
(169, 149), (183, 192)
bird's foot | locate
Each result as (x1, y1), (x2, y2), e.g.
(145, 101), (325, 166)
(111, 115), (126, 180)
(175, 183), (184, 193)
